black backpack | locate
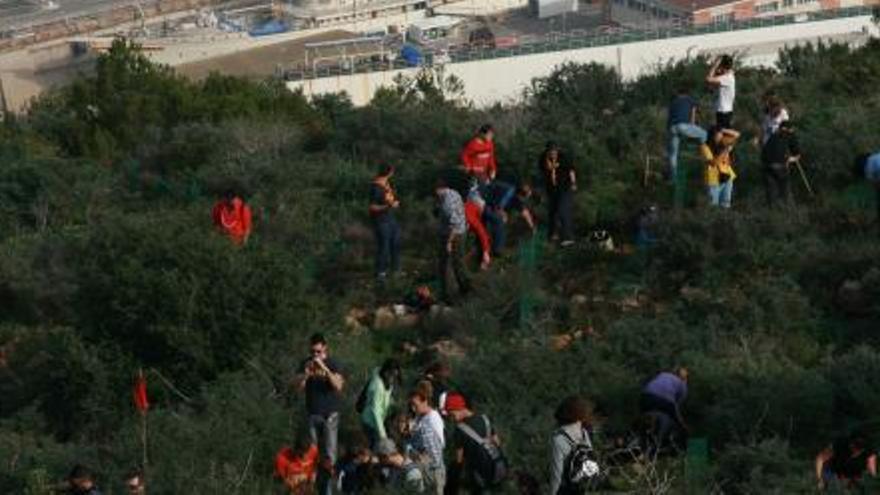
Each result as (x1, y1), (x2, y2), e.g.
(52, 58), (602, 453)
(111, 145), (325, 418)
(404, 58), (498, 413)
(559, 428), (601, 493)
(354, 380), (370, 414)
(456, 415), (509, 488)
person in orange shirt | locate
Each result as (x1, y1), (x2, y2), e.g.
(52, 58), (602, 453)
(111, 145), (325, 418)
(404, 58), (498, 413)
(275, 437), (320, 494)
(212, 190), (252, 245)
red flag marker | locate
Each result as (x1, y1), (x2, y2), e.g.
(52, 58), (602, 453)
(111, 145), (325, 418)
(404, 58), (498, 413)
(133, 371), (149, 414)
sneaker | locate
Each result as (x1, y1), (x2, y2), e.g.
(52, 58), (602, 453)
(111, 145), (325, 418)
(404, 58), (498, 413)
(561, 240), (575, 247)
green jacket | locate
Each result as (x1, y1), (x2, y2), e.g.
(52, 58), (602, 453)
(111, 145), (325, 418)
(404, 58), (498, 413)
(360, 368), (393, 438)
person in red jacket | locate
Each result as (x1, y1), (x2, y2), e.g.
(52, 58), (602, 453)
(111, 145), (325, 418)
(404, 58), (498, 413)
(461, 124), (498, 184)
(465, 187), (492, 270)
(275, 437), (320, 494)
(212, 190), (252, 245)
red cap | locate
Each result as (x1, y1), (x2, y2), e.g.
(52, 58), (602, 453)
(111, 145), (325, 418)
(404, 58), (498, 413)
(444, 392), (467, 413)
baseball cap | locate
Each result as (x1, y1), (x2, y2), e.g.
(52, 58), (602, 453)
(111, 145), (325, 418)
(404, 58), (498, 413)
(443, 392), (467, 413)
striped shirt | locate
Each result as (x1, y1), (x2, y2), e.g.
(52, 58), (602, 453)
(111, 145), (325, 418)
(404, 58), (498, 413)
(411, 409), (446, 470)
(437, 188), (467, 236)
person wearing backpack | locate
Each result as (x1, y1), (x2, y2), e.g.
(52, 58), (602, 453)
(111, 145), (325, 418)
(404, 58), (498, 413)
(359, 358), (402, 450)
(443, 393), (509, 494)
(549, 396), (600, 495)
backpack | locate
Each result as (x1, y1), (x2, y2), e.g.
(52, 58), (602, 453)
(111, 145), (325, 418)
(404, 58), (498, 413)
(456, 415), (509, 488)
(354, 380), (370, 414)
(559, 428), (601, 493)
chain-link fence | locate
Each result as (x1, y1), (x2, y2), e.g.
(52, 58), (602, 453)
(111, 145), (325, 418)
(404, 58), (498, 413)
(277, 5), (876, 81)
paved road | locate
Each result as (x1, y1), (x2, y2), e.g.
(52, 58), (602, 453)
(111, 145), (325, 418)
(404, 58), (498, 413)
(0, 0), (134, 31)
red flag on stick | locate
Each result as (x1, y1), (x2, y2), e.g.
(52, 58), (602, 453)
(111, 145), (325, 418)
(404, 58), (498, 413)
(133, 370), (149, 414)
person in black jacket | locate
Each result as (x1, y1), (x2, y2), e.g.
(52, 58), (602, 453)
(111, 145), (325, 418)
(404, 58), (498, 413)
(539, 142), (578, 247)
(761, 120), (801, 207)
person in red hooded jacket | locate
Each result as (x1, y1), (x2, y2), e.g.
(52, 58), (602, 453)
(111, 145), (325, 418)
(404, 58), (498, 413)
(212, 190), (252, 245)
(461, 124), (498, 184)
(275, 436), (320, 494)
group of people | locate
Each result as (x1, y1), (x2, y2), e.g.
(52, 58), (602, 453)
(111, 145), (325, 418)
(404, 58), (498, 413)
(56, 350), (877, 494)
(56, 465), (144, 495)
(277, 332), (713, 494)
(667, 54), (880, 215)
(190, 56), (880, 494)
(370, 124), (578, 302)
(668, 54), (801, 209)
(281, 333), (510, 494)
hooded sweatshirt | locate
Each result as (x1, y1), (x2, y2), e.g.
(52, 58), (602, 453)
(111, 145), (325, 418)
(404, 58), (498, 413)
(360, 368), (393, 439)
(461, 137), (498, 182)
(212, 197), (252, 244)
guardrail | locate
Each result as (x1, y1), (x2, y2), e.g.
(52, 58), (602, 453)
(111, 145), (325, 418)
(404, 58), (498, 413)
(279, 5), (877, 81)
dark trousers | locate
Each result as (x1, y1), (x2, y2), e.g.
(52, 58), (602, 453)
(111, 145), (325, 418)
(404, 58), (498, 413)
(716, 111), (733, 128)
(763, 163), (792, 207)
(483, 208), (506, 255)
(640, 393), (686, 452)
(374, 218), (401, 275)
(548, 190), (574, 242)
(445, 464), (488, 495)
(439, 234), (470, 302)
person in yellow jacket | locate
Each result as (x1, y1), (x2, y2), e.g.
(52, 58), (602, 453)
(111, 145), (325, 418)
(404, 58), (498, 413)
(700, 127), (741, 208)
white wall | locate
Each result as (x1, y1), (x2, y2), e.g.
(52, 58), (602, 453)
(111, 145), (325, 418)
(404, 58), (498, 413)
(287, 15), (878, 106)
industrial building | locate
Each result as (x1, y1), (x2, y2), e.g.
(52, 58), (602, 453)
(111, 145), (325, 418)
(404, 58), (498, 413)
(613, 0), (871, 24)
(283, 0), (430, 27)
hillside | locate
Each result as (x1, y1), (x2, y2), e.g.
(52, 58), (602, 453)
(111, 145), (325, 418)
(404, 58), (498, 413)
(1, 39), (880, 494)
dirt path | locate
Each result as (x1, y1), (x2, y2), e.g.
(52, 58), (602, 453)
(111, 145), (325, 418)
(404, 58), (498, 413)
(175, 29), (354, 80)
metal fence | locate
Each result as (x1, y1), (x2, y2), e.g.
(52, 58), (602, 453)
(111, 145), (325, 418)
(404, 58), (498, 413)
(279, 5), (877, 81)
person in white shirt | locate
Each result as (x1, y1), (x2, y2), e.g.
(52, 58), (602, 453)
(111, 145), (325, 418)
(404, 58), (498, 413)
(760, 94), (790, 145)
(706, 55), (736, 129)
(408, 390), (446, 495)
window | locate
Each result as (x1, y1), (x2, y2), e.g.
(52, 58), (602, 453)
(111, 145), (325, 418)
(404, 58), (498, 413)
(712, 12), (734, 22)
(756, 1), (779, 13)
(783, 0), (793, 6)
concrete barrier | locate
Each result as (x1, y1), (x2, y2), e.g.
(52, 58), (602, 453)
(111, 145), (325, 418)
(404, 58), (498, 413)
(287, 14), (878, 106)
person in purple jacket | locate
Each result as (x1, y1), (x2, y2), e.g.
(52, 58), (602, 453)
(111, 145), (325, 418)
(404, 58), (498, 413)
(640, 367), (689, 453)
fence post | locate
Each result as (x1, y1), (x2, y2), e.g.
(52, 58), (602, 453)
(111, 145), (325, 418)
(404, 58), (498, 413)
(518, 228), (545, 330)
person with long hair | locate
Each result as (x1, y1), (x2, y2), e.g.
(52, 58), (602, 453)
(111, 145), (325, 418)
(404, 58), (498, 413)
(760, 93), (790, 146)
(700, 126), (740, 208)
(361, 358), (403, 449)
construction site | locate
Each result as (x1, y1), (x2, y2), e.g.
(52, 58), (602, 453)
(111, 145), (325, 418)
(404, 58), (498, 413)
(0, 0), (666, 111)
(1, 0), (877, 112)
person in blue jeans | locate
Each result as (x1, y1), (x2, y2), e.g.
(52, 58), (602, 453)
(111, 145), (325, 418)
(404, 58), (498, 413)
(369, 165), (401, 280)
(294, 333), (347, 495)
(478, 180), (519, 257)
(667, 87), (708, 182)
